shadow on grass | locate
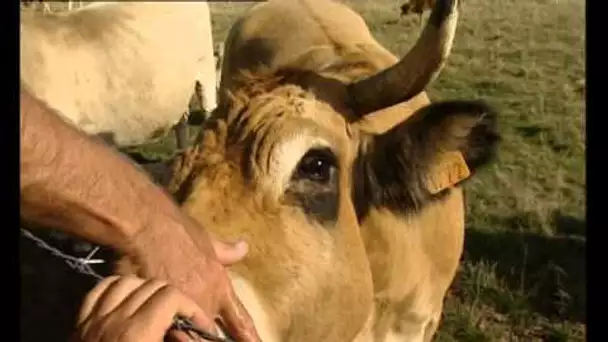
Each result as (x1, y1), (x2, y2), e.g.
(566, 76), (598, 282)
(461, 215), (586, 324)
(20, 230), (118, 342)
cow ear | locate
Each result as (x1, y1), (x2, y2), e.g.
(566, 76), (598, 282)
(353, 100), (500, 218)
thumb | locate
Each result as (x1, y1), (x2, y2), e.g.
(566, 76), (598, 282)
(211, 238), (249, 265)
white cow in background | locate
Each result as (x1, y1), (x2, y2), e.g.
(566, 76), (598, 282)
(67, 1), (83, 11)
(21, 1), (85, 13)
(20, 1), (218, 150)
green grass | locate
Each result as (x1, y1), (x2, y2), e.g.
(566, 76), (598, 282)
(133, 0), (587, 340)
(19, 0), (585, 341)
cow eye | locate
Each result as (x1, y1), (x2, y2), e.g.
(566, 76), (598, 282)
(294, 148), (337, 184)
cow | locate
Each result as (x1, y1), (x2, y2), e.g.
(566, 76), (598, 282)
(20, 1), (218, 150)
(25, 1), (86, 12)
(21, 0), (52, 13)
(67, 1), (83, 11)
(125, 0), (500, 341)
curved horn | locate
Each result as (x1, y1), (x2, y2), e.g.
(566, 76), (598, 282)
(349, 0), (460, 115)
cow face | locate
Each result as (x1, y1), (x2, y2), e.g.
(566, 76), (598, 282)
(163, 0), (500, 340)
(167, 68), (499, 341)
(169, 73), (375, 342)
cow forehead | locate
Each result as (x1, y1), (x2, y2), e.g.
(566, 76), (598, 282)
(226, 81), (356, 150)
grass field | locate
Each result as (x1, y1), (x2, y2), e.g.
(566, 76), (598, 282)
(21, 0), (585, 341)
(203, 1), (586, 340)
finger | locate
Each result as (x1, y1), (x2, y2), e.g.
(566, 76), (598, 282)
(166, 329), (199, 342)
(219, 288), (261, 342)
(125, 285), (217, 339)
(212, 238), (249, 265)
(77, 275), (122, 325)
(75, 279), (167, 342)
(72, 316), (94, 342)
(215, 319), (235, 341)
(78, 317), (110, 342)
(89, 275), (146, 319)
(111, 278), (169, 317)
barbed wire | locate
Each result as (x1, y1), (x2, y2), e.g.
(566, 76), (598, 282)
(20, 229), (105, 281)
(20, 228), (234, 342)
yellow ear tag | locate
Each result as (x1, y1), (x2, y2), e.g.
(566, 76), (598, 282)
(425, 151), (471, 195)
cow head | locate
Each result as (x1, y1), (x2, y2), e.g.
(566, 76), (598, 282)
(167, 72), (377, 341)
(160, 0), (499, 341)
(167, 92), (497, 342)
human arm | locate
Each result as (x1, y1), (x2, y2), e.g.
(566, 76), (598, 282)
(19, 85), (260, 342)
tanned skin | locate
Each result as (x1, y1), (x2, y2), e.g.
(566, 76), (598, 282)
(19, 85), (261, 342)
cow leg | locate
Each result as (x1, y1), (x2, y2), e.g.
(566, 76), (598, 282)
(194, 80), (210, 122)
(214, 43), (224, 90)
(174, 112), (189, 151)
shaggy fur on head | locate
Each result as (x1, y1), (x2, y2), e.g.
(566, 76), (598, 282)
(169, 69), (501, 223)
(167, 69), (321, 202)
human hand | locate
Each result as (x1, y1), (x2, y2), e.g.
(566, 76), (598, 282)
(19, 83), (259, 342)
(73, 275), (215, 342)
(120, 215), (260, 342)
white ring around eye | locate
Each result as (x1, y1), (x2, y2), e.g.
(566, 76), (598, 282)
(262, 132), (332, 197)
